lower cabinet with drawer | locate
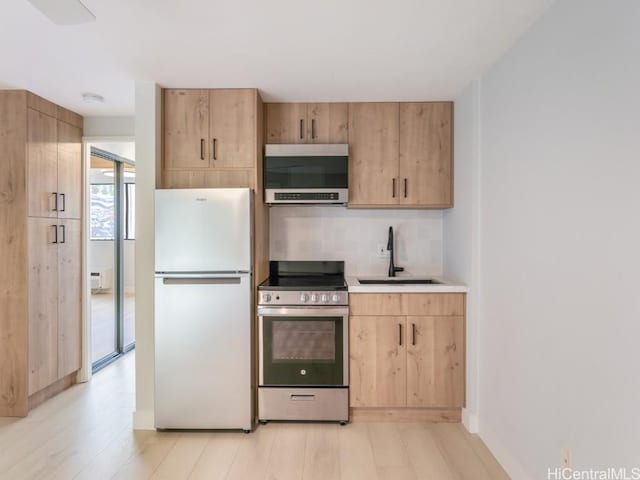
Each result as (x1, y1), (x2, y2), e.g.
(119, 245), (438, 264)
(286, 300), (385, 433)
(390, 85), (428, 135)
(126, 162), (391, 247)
(349, 293), (465, 422)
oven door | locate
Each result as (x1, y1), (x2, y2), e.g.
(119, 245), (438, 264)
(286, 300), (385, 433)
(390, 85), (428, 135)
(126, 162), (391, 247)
(258, 307), (348, 387)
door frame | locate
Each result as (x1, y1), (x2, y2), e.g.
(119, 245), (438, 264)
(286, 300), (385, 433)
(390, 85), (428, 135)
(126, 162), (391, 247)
(79, 136), (134, 383)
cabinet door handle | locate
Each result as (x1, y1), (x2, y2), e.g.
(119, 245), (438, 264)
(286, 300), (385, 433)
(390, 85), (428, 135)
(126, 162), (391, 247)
(392, 178), (396, 198)
(59, 193), (66, 212)
(200, 139), (205, 160)
(412, 323), (416, 345)
(52, 192), (58, 211)
(59, 224), (66, 244)
(311, 119), (316, 139)
(51, 225), (58, 244)
(404, 178), (408, 198)
(299, 119), (304, 140)
(212, 138), (217, 160)
(398, 323), (403, 346)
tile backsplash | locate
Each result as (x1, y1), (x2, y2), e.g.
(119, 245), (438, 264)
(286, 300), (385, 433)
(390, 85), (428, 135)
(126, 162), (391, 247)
(269, 206), (443, 276)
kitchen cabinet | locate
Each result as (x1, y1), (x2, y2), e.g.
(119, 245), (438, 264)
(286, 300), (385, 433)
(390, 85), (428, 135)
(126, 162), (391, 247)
(0, 90), (83, 416)
(164, 89), (256, 169)
(348, 102), (453, 208)
(349, 293), (465, 412)
(265, 103), (348, 144)
(348, 103), (399, 206)
(399, 103), (453, 207)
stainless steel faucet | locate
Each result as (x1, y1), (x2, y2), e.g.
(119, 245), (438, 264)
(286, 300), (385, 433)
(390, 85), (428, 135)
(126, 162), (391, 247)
(387, 226), (404, 277)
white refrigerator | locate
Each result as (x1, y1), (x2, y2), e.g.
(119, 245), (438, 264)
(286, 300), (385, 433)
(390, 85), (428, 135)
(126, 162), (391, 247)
(154, 188), (253, 431)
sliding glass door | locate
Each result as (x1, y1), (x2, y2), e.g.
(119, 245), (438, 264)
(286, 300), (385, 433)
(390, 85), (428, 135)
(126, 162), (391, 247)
(89, 147), (136, 371)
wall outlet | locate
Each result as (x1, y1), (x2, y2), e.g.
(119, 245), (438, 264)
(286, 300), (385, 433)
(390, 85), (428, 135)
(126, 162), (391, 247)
(560, 448), (572, 471)
(377, 244), (390, 258)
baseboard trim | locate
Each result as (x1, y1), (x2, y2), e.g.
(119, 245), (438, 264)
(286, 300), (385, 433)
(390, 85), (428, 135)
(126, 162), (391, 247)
(462, 408), (479, 433)
(350, 407), (461, 423)
(28, 372), (77, 410)
(133, 409), (155, 430)
(479, 418), (533, 480)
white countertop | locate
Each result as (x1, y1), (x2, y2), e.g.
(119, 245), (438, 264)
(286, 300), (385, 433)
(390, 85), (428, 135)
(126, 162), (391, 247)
(346, 275), (468, 293)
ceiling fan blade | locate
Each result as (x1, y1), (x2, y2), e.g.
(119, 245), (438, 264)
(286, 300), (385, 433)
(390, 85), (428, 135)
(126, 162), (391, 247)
(26, 0), (96, 25)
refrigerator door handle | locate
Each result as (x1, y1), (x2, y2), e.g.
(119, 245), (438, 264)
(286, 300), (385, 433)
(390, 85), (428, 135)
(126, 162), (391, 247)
(155, 272), (250, 279)
(162, 277), (241, 285)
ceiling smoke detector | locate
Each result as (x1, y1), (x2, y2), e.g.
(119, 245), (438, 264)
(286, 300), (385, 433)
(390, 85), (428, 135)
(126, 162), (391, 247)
(82, 93), (104, 104)
(26, 0), (96, 25)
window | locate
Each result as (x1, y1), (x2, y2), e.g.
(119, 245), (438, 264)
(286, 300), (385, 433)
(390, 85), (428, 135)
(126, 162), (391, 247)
(90, 182), (136, 240)
(90, 184), (116, 240)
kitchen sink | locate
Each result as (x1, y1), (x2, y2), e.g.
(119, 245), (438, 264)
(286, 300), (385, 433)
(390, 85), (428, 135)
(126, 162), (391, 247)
(357, 278), (441, 285)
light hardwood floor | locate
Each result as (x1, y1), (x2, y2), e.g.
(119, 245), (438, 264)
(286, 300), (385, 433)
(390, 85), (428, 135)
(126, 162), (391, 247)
(0, 353), (509, 480)
(91, 292), (135, 362)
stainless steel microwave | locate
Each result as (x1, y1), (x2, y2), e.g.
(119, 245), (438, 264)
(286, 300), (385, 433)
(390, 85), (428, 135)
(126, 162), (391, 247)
(264, 144), (348, 204)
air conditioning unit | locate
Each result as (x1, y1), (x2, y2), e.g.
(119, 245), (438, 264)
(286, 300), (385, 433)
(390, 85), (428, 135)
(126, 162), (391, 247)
(90, 269), (112, 292)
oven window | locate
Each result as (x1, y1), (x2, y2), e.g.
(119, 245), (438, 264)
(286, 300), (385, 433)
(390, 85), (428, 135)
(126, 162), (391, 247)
(264, 156), (348, 189)
(262, 316), (344, 386)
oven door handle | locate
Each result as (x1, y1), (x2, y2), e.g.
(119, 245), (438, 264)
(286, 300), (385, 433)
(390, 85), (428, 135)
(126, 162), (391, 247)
(257, 307), (349, 317)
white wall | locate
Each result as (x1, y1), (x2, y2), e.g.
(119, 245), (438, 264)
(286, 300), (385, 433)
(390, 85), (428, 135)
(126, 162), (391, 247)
(133, 82), (161, 430)
(270, 207), (443, 276)
(444, 0), (640, 477)
(443, 81), (481, 431)
(84, 116), (135, 137)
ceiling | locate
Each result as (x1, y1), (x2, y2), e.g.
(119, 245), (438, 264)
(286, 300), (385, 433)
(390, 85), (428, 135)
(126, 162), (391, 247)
(0, 0), (555, 116)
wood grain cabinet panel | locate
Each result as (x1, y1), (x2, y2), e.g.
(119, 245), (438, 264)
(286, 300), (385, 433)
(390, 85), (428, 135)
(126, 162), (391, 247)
(348, 103), (399, 206)
(27, 109), (58, 218)
(1, 90), (83, 415)
(350, 315), (407, 407)
(57, 219), (82, 378)
(407, 316), (465, 407)
(307, 103), (348, 143)
(57, 121), (82, 219)
(164, 90), (210, 169)
(349, 293), (405, 316)
(406, 293), (465, 316)
(265, 103), (348, 144)
(209, 89), (255, 168)
(265, 103), (308, 144)
(28, 217), (59, 395)
(399, 102), (453, 207)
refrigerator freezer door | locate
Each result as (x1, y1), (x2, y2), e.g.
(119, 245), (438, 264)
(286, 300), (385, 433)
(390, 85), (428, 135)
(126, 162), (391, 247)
(154, 273), (252, 430)
(155, 188), (251, 273)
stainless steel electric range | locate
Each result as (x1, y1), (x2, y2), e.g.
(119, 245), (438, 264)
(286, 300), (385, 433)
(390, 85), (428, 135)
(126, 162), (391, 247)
(257, 261), (349, 424)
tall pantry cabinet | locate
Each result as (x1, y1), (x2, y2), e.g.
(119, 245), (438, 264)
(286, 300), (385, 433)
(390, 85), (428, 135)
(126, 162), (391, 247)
(0, 90), (83, 417)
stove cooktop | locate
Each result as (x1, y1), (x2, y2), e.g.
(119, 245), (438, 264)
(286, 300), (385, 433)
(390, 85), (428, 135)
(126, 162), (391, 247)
(258, 260), (347, 291)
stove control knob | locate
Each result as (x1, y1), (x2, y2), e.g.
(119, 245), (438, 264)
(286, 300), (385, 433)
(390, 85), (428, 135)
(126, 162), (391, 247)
(262, 293), (272, 303)
(332, 294), (341, 303)
(310, 294), (318, 303)
(320, 294), (329, 303)
(300, 293), (309, 303)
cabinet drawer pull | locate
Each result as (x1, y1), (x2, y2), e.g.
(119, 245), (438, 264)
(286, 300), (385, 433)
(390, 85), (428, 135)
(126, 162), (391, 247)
(311, 119), (316, 139)
(212, 138), (217, 160)
(398, 323), (403, 346)
(60, 193), (66, 212)
(392, 178), (396, 198)
(404, 178), (408, 198)
(52, 192), (58, 211)
(299, 119), (304, 140)
(200, 139), (205, 160)
(51, 225), (58, 244)
(59, 224), (66, 244)
(412, 323), (416, 345)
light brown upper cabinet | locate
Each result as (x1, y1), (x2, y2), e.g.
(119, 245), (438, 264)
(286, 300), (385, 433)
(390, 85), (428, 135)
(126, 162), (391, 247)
(164, 89), (256, 169)
(26, 110), (82, 219)
(348, 103), (400, 206)
(348, 102), (453, 208)
(265, 103), (348, 144)
(399, 103), (453, 207)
